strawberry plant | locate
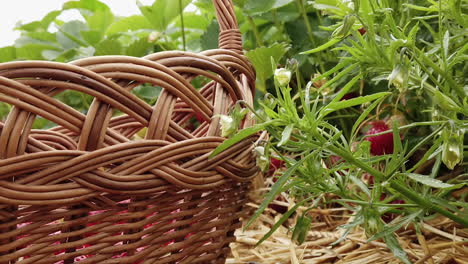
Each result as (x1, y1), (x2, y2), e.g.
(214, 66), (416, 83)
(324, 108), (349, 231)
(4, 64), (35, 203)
(364, 120), (394, 155)
(212, 0), (467, 262)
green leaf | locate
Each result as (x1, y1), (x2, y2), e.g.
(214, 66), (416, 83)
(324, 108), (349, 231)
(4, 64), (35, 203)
(41, 10), (62, 29)
(133, 84), (162, 101)
(244, 0), (294, 15)
(42, 48), (81, 62)
(42, 50), (62, 60)
(443, 30), (450, 59)
(62, 0), (110, 12)
(246, 43), (289, 92)
(330, 73), (362, 103)
(0, 102), (11, 119)
(106, 15), (153, 35)
(350, 96), (385, 140)
(95, 39), (122, 55)
(138, 0), (192, 32)
(301, 37), (341, 54)
(320, 92), (391, 118)
(332, 15), (356, 38)
(292, 213), (312, 244)
(383, 234), (411, 264)
(62, 0), (114, 41)
(57, 21), (89, 49)
(316, 63), (358, 93)
(16, 10), (61, 31)
(403, 3), (432, 11)
(174, 12), (211, 30)
(16, 21), (43, 32)
(24, 32), (57, 43)
(349, 174), (371, 197)
(255, 201), (303, 246)
(369, 211), (421, 242)
(125, 38), (153, 57)
(401, 173), (454, 188)
(0, 46), (16, 62)
(277, 124), (294, 147)
(245, 151), (317, 229)
(81, 30), (102, 45)
(200, 20), (219, 50)
(16, 44), (59, 60)
(209, 123), (267, 158)
(86, 9), (115, 34)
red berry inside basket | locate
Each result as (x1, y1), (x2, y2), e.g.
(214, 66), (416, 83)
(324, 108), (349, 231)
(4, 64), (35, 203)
(268, 157), (285, 177)
(194, 112), (204, 123)
(365, 121), (394, 155)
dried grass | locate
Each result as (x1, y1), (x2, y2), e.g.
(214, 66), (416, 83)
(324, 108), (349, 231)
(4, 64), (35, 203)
(227, 178), (468, 264)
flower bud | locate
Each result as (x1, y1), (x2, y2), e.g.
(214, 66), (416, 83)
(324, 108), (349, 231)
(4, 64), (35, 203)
(254, 146), (269, 172)
(388, 64), (408, 92)
(219, 115), (235, 137)
(148, 31), (161, 42)
(274, 68), (292, 87)
(442, 128), (463, 170)
(341, 0), (354, 10)
(286, 58), (298, 72)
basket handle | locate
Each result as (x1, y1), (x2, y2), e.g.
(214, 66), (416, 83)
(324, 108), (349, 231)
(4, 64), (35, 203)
(212, 0), (243, 54)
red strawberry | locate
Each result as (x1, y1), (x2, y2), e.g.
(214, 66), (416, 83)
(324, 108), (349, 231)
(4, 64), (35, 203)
(358, 27), (366, 35)
(341, 92), (358, 101)
(194, 112), (204, 123)
(268, 157), (285, 177)
(365, 121), (393, 155)
(328, 155), (343, 167)
(362, 172), (374, 185)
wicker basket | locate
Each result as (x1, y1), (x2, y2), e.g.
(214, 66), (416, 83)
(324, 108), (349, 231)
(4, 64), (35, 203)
(0, 0), (260, 263)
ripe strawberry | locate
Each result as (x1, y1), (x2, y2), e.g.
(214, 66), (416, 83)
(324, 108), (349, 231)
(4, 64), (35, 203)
(194, 112), (204, 123)
(341, 92), (358, 101)
(268, 157), (284, 177)
(365, 121), (394, 155)
(358, 27), (366, 35)
(362, 172), (374, 185)
(268, 198), (288, 214)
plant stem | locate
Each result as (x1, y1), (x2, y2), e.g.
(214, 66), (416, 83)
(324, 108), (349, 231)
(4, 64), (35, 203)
(389, 182), (468, 227)
(179, 0), (186, 51)
(247, 16), (264, 47)
(271, 9), (285, 41)
(296, 0), (316, 46)
(296, 0), (325, 72)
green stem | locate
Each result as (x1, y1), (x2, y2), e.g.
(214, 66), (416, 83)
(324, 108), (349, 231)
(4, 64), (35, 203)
(296, 0), (316, 46)
(271, 10), (284, 40)
(296, 0), (325, 72)
(389, 182), (468, 227)
(247, 16), (264, 47)
(179, 0), (186, 51)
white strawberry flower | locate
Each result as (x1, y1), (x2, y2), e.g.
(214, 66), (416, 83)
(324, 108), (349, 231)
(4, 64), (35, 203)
(274, 68), (292, 87)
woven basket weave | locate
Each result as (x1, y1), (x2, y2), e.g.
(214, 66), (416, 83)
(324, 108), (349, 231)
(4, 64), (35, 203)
(0, 0), (260, 263)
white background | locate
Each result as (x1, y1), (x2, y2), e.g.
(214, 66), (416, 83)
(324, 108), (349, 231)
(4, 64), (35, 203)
(0, 0), (155, 47)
